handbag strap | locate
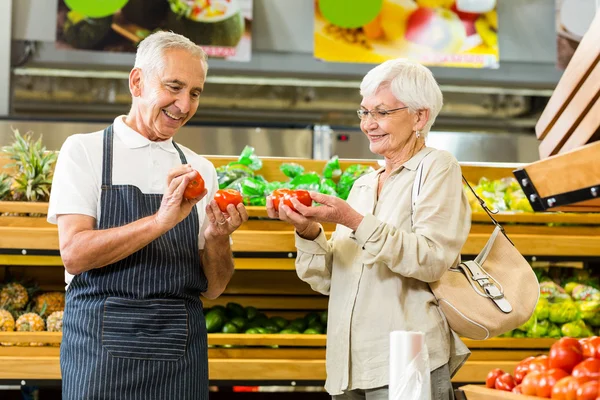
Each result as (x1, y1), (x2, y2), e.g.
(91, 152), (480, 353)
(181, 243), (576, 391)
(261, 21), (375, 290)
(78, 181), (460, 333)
(411, 153), (512, 244)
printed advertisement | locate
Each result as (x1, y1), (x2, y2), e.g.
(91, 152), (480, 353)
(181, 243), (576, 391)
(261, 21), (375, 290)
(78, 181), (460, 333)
(56, 0), (253, 62)
(314, 0), (499, 68)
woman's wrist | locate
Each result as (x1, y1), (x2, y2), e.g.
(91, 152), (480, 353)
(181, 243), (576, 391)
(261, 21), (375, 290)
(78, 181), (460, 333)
(297, 223), (320, 240)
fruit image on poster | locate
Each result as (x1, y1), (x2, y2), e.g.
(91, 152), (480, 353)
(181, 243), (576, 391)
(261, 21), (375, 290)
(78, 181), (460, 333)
(314, 0), (499, 68)
(55, 0), (253, 62)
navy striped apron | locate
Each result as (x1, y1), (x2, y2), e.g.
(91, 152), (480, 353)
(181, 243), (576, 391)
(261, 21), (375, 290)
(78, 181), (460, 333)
(61, 125), (209, 400)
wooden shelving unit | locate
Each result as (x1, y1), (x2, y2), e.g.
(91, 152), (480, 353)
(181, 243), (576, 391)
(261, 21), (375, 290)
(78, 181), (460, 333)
(0, 156), (598, 386)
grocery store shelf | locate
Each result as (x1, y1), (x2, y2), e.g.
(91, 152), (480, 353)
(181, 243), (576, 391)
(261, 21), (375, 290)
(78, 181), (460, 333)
(459, 384), (544, 399)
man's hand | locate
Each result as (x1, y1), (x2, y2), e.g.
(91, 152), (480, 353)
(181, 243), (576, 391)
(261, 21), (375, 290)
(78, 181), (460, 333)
(204, 200), (249, 240)
(154, 164), (207, 233)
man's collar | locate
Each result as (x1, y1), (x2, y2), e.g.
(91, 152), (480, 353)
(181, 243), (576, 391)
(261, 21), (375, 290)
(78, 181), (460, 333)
(113, 115), (177, 154)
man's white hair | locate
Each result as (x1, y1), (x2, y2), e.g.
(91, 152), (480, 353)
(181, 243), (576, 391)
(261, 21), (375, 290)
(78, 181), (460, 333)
(134, 31), (208, 78)
(359, 58), (443, 138)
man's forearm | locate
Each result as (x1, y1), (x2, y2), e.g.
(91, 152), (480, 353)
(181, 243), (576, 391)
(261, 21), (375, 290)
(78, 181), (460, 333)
(61, 216), (166, 275)
(201, 235), (234, 299)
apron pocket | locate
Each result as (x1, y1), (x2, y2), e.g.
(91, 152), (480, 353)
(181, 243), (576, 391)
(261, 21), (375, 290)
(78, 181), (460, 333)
(102, 297), (188, 362)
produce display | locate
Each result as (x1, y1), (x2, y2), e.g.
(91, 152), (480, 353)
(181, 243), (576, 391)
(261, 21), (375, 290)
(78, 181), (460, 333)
(204, 302), (327, 336)
(0, 281), (65, 346)
(465, 176), (533, 213)
(216, 146), (375, 206)
(500, 268), (600, 339)
(486, 337), (600, 398)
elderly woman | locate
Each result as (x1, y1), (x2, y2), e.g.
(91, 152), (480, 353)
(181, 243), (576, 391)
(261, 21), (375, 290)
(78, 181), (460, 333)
(266, 58), (471, 400)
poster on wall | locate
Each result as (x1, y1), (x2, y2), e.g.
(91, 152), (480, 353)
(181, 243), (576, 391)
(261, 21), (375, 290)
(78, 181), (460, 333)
(55, 0), (253, 62)
(555, 0), (597, 70)
(314, 0), (499, 68)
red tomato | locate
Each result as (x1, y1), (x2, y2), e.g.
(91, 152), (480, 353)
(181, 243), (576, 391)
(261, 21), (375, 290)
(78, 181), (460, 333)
(514, 356), (536, 384)
(572, 358), (600, 379)
(552, 376), (596, 400)
(512, 384), (522, 394)
(530, 355), (551, 374)
(522, 371), (544, 396)
(214, 189), (243, 212)
(577, 381), (600, 400)
(550, 339), (584, 374)
(271, 189), (312, 212)
(183, 170), (205, 200)
(537, 368), (570, 398)
(581, 338), (596, 359)
(588, 337), (600, 360)
(486, 368), (505, 388)
(495, 373), (516, 392)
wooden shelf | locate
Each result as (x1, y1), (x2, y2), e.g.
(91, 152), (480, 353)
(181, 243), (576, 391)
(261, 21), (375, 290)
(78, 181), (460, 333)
(459, 385), (545, 399)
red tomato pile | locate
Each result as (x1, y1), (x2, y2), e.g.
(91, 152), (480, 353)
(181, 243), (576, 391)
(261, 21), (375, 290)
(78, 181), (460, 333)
(486, 337), (600, 399)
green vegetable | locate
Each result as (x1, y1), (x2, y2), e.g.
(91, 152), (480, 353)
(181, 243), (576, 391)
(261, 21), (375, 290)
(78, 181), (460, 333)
(585, 313), (600, 327)
(337, 164), (374, 200)
(279, 329), (301, 334)
(319, 178), (338, 196)
(323, 156), (342, 180)
(549, 302), (580, 324)
(289, 172), (321, 191)
(280, 163), (305, 179)
(216, 163), (254, 189)
(237, 145), (262, 171)
(229, 317), (247, 330)
(288, 318), (308, 332)
(534, 298), (550, 321)
(245, 306), (258, 321)
(577, 301), (600, 320)
(319, 311), (328, 326)
(245, 327), (261, 334)
(270, 317), (289, 330)
(518, 314), (536, 332)
(221, 322), (239, 334)
(303, 328), (321, 335)
(526, 319), (549, 338)
(226, 302), (246, 319)
(205, 310), (225, 333)
(512, 330), (526, 338)
(561, 321), (583, 338)
(547, 323), (562, 338)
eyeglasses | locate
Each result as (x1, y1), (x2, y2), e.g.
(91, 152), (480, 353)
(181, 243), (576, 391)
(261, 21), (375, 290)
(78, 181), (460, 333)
(357, 106), (409, 121)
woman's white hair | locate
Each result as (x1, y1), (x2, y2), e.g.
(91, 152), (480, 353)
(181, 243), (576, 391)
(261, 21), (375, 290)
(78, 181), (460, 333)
(359, 58), (443, 138)
(134, 31), (208, 78)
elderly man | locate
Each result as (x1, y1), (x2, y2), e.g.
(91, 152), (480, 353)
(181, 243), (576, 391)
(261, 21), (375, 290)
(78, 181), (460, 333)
(47, 31), (247, 399)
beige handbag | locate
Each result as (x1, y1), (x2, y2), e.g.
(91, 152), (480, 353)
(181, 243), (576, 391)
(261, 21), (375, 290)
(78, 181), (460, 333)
(412, 153), (540, 340)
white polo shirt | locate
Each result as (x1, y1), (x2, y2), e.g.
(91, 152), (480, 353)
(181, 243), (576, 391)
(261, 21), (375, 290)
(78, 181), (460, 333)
(48, 116), (218, 285)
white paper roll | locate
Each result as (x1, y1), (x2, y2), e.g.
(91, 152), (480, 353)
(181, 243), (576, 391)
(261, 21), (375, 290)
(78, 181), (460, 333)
(389, 331), (431, 400)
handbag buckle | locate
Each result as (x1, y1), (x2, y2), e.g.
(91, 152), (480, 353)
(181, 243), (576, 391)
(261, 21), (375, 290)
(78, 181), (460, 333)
(481, 281), (503, 300)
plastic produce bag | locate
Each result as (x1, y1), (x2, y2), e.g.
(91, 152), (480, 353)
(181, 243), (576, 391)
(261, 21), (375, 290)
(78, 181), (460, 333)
(280, 163), (305, 179)
(322, 156), (342, 180)
(549, 302), (580, 324)
(337, 164), (374, 200)
(534, 298), (550, 321)
(547, 323), (562, 339)
(571, 284), (600, 302)
(226, 176), (267, 206)
(216, 163), (254, 189)
(319, 178), (338, 196)
(289, 172), (321, 191)
(577, 300), (600, 320)
(526, 319), (549, 338)
(237, 145), (262, 171)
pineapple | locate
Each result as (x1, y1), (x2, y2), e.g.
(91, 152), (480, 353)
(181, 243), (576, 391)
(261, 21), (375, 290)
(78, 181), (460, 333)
(0, 282), (29, 310)
(2, 128), (58, 202)
(0, 309), (15, 347)
(46, 311), (64, 332)
(0, 173), (11, 201)
(33, 292), (65, 316)
(0, 309), (15, 331)
(15, 312), (45, 346)
(46, 311), (64, 347)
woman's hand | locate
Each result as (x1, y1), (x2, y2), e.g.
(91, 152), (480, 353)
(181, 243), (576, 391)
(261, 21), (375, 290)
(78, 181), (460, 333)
(292, 192), (364, 231)
(266, 195), (321, 240)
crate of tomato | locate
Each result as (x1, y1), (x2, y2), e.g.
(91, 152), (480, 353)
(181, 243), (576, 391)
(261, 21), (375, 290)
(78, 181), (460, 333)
(471, 336), (600, 399)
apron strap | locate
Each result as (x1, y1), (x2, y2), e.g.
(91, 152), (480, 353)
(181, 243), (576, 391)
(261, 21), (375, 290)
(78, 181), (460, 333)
(172, 141), (189, 164)
(101, 125), (114, 188)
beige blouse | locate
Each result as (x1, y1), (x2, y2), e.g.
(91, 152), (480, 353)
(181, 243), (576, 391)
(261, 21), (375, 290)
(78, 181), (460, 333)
(294, 147), (472, 395)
